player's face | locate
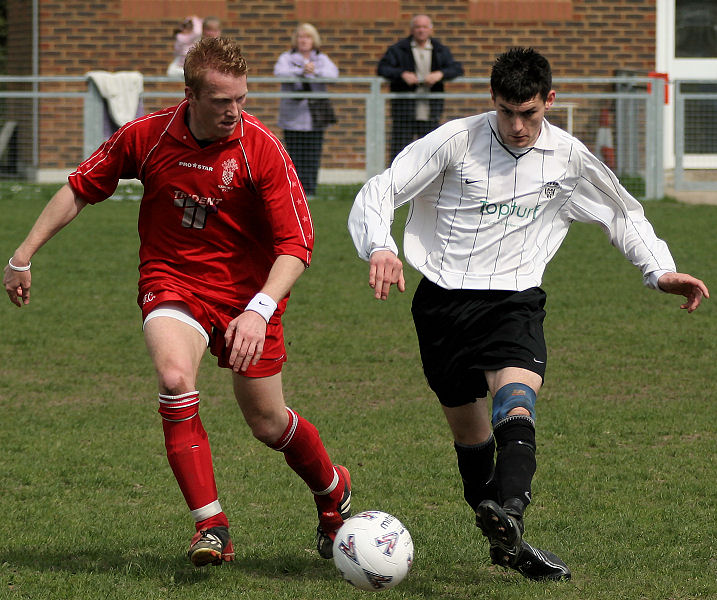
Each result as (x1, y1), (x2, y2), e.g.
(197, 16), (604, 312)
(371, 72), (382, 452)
(491, 90), (556, 148)
(185, 70), (248, 141)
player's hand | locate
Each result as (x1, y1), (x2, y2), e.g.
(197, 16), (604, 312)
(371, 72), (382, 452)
(3, 263), (31, 307)
(369, 250), (405, 301)
(225, 311), (267, 372)
(657, 272), (709, 313)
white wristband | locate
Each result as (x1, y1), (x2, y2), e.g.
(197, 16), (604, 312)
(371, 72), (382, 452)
(8, 258), (31, 272)
(245, 292), (277, 323)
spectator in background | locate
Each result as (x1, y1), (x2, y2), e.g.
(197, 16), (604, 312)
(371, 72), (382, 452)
(274, 23), (339, 198)
(167, 15), (202, 77)
(377, 14), (463, 161)
(202, 16), (222, 39)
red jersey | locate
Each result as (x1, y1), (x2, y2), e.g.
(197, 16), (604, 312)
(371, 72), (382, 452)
(68, 101), (314, 315)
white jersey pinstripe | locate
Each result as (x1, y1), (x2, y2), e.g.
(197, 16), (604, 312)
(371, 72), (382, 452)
(349, 112), (675, 291)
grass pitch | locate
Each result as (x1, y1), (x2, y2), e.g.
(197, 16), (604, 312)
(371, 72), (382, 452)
(1, 182), (715, 599)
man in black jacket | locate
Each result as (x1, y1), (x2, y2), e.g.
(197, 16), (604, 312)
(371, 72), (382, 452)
(377, 14), (464, 160)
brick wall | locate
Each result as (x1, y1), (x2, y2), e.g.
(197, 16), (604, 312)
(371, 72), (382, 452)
(6, 0), (657, 173)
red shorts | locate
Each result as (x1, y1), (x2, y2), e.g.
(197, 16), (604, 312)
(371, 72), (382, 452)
(139, 285), (286, 377)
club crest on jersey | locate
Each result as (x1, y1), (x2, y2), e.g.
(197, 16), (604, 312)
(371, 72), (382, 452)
(543, 181), (560, 199)
(222, 158), (238, 186)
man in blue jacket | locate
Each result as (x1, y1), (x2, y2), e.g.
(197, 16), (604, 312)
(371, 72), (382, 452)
(377, 14), (464, 160)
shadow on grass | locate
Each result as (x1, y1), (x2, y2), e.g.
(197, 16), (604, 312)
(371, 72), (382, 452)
(0, 547), (337, 585)
(0, 545), (521, 597)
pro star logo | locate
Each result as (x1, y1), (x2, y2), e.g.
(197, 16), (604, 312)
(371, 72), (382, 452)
(543, 181), (560, 199)
(375, 532), (399, 556)
(338, 534), (360, 565)
(222, 158), (238, 186)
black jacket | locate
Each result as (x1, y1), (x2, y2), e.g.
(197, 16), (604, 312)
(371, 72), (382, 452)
(377, 36), (464, 121)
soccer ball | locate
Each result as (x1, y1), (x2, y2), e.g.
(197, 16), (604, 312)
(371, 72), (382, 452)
(332, 510), (414, 591)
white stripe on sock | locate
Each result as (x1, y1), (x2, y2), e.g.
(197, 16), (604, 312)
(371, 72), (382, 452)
(190, 500), (223, 522)
(312, 467), (339, 496)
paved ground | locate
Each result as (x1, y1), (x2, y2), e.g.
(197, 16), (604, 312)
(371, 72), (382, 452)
(664, 169), (717, 205)
(666, 188), (717, 204)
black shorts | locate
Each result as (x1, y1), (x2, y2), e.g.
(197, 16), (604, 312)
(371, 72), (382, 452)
(411, 278), (547, 407)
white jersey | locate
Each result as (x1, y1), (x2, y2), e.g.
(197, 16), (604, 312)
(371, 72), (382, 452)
(349, 112), (675, 291)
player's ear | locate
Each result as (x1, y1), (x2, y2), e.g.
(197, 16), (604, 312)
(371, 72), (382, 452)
(544, 90), (556, 109)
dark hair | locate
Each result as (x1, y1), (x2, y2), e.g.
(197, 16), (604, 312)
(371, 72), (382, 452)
(490, 47), (552, 103)
(184, 37), (248, 95)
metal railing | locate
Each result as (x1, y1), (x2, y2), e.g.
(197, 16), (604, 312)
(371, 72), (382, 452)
(0, 73), (700, 199)
(673, 80), (717, 191)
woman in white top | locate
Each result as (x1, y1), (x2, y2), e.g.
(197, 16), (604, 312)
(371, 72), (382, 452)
(273, 23), (339, 197)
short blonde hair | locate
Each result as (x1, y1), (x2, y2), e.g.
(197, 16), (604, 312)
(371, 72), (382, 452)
(184, 37), (248, 95)
(292, 23), (321, 50)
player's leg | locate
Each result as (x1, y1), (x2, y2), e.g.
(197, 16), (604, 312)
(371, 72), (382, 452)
(232, 371), (351, 559)
(442, 399), (497, 512)
(411, 279), (501, 513)
(144, 306), (233, 566)
(479, 367), (569, 580)
(485, 367), (541, 520)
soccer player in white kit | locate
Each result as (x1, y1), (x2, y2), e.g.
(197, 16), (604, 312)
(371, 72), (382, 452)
(349, 47), (708, 581)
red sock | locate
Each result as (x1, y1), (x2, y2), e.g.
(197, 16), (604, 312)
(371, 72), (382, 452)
(158, 392), (228, 531)
(271, 408), (341, 509)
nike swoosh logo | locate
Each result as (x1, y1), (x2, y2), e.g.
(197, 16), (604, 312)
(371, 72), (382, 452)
(465, 179), (480, 184)
(258, 301), (270, 306)
(533, 358), (545, 364)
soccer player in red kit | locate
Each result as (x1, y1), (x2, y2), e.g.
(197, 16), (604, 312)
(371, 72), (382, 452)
(3, 37), (350, 567)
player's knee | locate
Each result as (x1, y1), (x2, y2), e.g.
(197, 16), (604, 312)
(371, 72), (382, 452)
(247, 410), (287, 445)
(156, 366), (195, 396)
(491, 383), (537, 427)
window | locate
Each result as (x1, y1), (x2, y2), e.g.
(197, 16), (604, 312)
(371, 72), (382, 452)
(675, 0), (717, 58)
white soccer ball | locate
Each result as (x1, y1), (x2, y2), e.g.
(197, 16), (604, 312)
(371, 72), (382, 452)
(332, 510), (414, 592)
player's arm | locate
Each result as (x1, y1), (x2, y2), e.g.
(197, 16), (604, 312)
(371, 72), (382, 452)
(225, 254), (306, 373)
(4, 183), (87, 307)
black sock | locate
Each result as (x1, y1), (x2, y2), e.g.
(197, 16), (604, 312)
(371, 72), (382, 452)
(494, 416), (536, 516)
(454, 435), (496, 511)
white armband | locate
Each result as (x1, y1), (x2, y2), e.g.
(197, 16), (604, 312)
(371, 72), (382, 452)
(245, 292), (277, 323)
(8, 258), (31, 272)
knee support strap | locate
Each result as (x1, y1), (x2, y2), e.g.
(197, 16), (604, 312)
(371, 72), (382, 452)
(491, 383), (536, 426)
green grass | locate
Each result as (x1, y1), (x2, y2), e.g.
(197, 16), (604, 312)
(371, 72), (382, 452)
(1, 182), (715, 599)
